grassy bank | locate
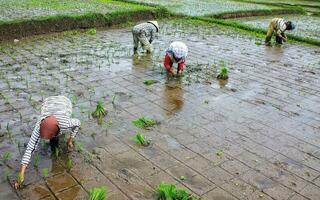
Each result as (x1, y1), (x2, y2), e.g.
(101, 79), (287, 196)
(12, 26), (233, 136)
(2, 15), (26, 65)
(0, 6), (170, 41)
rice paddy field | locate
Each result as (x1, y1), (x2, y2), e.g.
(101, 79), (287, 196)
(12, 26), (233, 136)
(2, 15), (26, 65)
(0, 0), (319, 200)
(232, 14), (320, 41)
(0, 0), (149, 22)
(130, 0), (279, 16)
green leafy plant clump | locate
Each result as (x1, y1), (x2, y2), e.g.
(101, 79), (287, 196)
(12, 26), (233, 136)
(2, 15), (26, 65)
(132, 116), (157, 129)
(217, 65), (229, 80)
(86, 28), (97, 35)
(143, 79), (158, 86)
(2, 151), (12, 163)
(92, 101), (107, 119)
(42, 168), (49, 178)
(133, 132), (150, 146)
(89, 186), (107, 200)
(156, 182), (199, 200)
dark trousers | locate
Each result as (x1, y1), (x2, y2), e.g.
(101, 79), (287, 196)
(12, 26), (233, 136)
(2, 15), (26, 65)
(275, 33), (285, 44)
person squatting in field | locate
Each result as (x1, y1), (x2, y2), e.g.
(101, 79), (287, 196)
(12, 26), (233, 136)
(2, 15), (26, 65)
(132, 21), (159, 54)
(265, 18), (295, 45)
(164, 41), (188, 77)
(15, 96), (80, 189)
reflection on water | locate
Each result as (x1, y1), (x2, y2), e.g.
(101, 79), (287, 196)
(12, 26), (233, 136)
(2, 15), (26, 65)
(162, 82), (184, 116)
(264, 45), (284, 62)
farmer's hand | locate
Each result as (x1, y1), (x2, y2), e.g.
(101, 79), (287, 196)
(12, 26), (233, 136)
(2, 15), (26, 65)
(67, 137), (74, 152)
(283, 37), (287, 42)
(177, 70), (183, 76)
(14, 165), (26, 189)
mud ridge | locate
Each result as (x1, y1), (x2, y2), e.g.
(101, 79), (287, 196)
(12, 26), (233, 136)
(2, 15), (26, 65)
(0, 8), (169, 41)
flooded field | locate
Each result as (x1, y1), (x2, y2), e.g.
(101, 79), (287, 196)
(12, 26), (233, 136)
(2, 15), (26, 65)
(0, 0), (146, 22)
(232, 14), (320, 41)
(0, 19), (320, 200)
(130, 0), (277, 16)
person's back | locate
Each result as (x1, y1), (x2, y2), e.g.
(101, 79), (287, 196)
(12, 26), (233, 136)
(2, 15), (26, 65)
(132, 21), (159, 54)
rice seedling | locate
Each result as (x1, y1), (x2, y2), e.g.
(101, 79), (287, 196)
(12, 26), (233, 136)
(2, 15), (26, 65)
(53, 147), (60, 158)
(33, 153), (40, 168)
(86, 28), (97, 35)
(66, 159), (73, 172)
(217, 64), (229, 80)
(71, 95), (77, 105)
(42, 168), (49, 178)
(216, 150), (223, 157)
(16, 173), (23, 184)
(6, 123), (12, 141)
(86, 151), (93, 163)
(133, 132), (150, 147)
(132, 116), (157, 129)
(5, 168), (12, 178)
(75, 142), (83, 153)
(111, 95), (116, 105)
(92, 101), (107, 119)
(2, 151), (12, 163)
(89, 186), (107, 200)
(156, 182), (198, 200)
(143, 80), (158, 86)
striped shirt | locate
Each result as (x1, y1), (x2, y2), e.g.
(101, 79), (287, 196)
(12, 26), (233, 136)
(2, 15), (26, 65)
(21, 96), (80, 165)
(273, 18), (287, 35)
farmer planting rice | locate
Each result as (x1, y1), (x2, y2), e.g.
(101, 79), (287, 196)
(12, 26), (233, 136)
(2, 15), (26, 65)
(265, 18), (295, 45)
(15, 96), (80, 189)
(164, 41), (188, 77)
(132, 21), (159, 54)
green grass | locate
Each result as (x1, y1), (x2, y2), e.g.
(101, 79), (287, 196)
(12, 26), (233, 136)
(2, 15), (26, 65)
(89, 186), (107, 200)
(156, 182), (199, 200)
(132, 116), (157, 128)
(143, 79), (158, 85)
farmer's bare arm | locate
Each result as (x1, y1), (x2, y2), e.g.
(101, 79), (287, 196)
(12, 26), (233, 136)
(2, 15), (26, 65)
(14, 164), (27, 189)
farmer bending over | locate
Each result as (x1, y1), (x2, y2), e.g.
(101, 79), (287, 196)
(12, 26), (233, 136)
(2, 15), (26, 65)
(15, 96), (80, 189)
(132, 21), (159, 54)
(164, 41), (188, 77)
(265, 18), (295, 45)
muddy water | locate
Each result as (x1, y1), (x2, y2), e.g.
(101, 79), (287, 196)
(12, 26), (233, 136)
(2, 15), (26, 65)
(0, 20), (320, 199)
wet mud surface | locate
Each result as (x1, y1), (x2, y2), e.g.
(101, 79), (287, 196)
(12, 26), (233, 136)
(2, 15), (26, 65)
(0, 20), (320, 199)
